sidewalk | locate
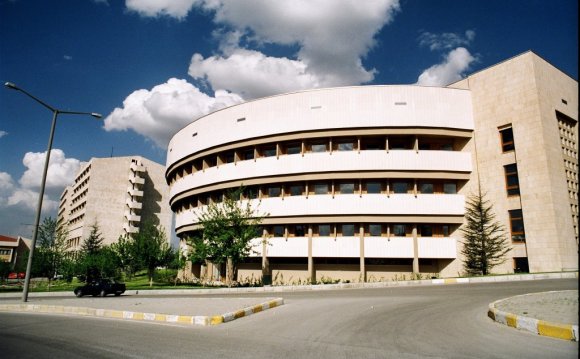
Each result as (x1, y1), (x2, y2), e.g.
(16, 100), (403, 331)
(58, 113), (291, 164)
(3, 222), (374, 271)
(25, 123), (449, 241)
(488, 290), (578, 342)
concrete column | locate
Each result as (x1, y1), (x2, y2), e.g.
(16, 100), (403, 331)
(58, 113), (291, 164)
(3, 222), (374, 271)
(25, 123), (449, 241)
(261, 228), (271, 285)
(359, 224), (366, 282)
(412, 224), (419, 274)
(308, 225), (314, 284)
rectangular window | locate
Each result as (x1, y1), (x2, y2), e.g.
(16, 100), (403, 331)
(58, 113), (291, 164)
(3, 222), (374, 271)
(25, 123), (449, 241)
(317, 224), (331, 236)
(243, 186), (258, 199)
(419, 182), (433, 194)
(223, 151), (235, 163)
(340, 224), (355, 236)
(443, 182), (457, 194)
(289, 184), (304, 196)
(311, 142), (327, 152)
(272, 225), (285, 237)
(267, 186), (281, 197)
(336, 140), (355, 151)
(241, 148), (254, 160)
(366, 181), (382, 194)
(419, 224), (433, 237)
(504, 163), (520, 196)
(292, 224), (306, 237)
(261, 146), (277, 157)
(368, 224), (382, 236)
(442, 225), (450, 237)
(500, 127), (515, 152)
(362, 138), (384, 150)
(284, 142), (301, 155)
(313, 183), (329, 194)
(339, 182), (355, 194)
(392, 181), (409, 194)
(509, 209), (526, 242)
(393, 224), (406, 236)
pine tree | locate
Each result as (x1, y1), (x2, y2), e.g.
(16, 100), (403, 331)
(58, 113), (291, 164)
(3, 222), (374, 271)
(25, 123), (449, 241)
(460, 190), (510, 275)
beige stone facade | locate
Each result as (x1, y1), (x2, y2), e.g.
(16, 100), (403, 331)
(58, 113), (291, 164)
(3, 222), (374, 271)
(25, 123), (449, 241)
(449, 51), (578, 273)
(58, 156), (173, 249)
(170, 51), (577, 284)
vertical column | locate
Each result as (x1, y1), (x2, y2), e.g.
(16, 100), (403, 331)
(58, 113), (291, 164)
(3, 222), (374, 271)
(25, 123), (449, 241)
(261, 228), (271, 285)
(359, 224), (366, 282)
(412, 224), (419, 274)
(308, 224), (314, 284)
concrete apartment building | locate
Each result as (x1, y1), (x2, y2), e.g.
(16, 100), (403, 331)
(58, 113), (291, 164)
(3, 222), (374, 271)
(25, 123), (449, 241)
(166, 51), (578, 283)
(58, 156), (173, 250)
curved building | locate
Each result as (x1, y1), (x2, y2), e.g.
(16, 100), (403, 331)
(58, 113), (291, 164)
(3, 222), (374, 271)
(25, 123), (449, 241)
(167, 51), (578, 283)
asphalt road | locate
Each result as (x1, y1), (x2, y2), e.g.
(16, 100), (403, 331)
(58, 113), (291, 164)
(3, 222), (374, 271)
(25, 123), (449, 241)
(0, 279), (577, 358)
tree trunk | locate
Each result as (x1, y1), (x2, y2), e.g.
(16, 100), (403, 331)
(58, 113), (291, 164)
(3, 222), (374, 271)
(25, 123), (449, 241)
(148, 268), (154, 287)
(226, 257), (235, 287)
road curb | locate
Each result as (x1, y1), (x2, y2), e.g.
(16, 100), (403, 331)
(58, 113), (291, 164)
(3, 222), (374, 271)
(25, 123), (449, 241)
(0, 297), (284, 326)
(0, 271), (576, 298)
(488, 292), (578, 341)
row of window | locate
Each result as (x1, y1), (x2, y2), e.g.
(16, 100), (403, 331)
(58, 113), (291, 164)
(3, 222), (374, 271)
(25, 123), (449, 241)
(170, 134), (467, 184)
(174, 179), (462, 211)
(0, 249), (12, 256)
(255, 223), (457, 237)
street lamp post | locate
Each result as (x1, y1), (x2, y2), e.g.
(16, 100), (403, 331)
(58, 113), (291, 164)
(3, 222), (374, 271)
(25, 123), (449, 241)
(4, 82), (102, 302)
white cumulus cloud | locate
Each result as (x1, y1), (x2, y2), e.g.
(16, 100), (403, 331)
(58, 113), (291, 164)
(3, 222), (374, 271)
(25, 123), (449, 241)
(418, 30), (475, 51)
(125, 0), (200, 20)
(416, 47), (475, 86)
(0, 130), (7, 138)
(103, 78), (243, 148)
(19, 149), (81, 190)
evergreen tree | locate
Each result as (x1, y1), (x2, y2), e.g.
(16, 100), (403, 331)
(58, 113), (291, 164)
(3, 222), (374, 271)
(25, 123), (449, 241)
(78, 222), (105, 281)
(461, 190), (510, 275)
(131, 222), (174, 287)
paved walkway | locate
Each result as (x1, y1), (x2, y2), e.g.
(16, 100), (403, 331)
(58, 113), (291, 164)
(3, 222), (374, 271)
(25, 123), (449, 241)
(488, 290), (578, 341)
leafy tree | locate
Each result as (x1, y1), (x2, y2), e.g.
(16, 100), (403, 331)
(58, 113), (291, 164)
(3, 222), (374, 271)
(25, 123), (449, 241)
(131, 222), (173, 287)
(461, 190), (510, 275)
(189, 187), (267, 286)
(111, 235), (139, 280)
(31, 217), (69, 289)
(0, 261), (11, 282)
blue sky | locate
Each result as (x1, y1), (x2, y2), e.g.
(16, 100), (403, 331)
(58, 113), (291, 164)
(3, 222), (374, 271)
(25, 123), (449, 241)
(0, 0), (577, 238)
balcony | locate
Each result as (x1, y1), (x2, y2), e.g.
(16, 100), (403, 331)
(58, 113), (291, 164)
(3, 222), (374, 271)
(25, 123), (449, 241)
(129, 174), (145, 185)
(123, 223), (139, 234)
(130, 162), (145, 173)
(124, 211), (141, 222)
(127, 187), (144, 197)
(126, 199), (143, 210)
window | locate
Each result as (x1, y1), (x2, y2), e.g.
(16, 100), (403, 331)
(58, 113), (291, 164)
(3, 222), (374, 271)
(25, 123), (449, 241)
(261, 146), (276, 157)
(499, 127), (515, 152)
(419, 224), (433, 237)
(368, 224), (382, 236)
(339, 182), (355, 194)
(336, 140), (355, 151)
(362, 138), (384, 150)
(504, 163), (520, 196)
(393, 224), (406, 236)
(292, 224), (306, 237)
(241, 148), (254, 160)
(366, 181), (382, 194)
(419, 182), (433, 194)
(243, 186), (258, 199)
(313, 183), (329, 194)
(392, 181), (409, 194)
(289, 184), (304, 196)
(443, 182), (457, 194)
(310, 141), (327, 152)
(284, 142), (301, 155)
(442, 225), (450, 237)
(223, 151), (235, 163)
(509, 209), (525, 242)
(267, 186), (281, 197)
(340, 224), (356, 236)
(317, 224), (331, 236)
(272, 225), (285, 237)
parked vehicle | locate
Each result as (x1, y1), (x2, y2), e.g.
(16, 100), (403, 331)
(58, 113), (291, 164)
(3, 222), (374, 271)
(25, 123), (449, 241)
(74, 278), (126, 297)
(7, 272), (25, 280)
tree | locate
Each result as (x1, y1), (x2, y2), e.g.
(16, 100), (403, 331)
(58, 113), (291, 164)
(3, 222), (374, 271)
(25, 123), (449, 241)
(460, 190), (510, 276)
(131, 222), (173, 287)
(78, 222), (105, 281)
(32, 217), (69, 289)
(189, 187), (267, 286)
(111, 235), (139, 280)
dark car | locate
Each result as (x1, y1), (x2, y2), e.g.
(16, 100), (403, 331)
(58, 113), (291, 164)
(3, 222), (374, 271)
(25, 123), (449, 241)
(74, 278), (126, 297)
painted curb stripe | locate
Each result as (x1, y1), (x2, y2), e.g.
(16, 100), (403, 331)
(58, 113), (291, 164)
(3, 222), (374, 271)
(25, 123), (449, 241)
(488, 294), (578, 342)
(0, 298), (283, 327)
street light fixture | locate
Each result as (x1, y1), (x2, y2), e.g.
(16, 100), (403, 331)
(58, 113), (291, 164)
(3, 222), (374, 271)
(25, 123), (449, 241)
(4, 81), (102, 302)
